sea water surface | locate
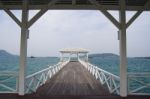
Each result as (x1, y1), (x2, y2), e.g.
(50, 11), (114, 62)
(1, 56), (150, 75)
(0, 56), (150, 92)
(0, 57), (60, 75)
(89, 57), (150, 75)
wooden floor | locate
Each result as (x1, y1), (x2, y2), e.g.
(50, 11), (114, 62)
(35, 61), (110, 96)
(1, 94), (150, 99)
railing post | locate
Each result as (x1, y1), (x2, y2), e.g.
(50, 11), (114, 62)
(15, 75), (18, 92)
(127, 75), (129, 95)
(86, 53), (88, 62)
(60, 53), (63, 62)
(77, 53), (79, 61)
(79, 61), (121, 95)
(110, 75), (112, 92)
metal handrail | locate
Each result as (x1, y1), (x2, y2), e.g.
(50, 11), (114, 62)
(79, 59), (120, 95)
(25, 60), (69, 93)
(0, 71), (18, 93)
(128, 73), (150, 95)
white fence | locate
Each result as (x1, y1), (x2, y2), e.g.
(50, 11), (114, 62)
(1, 59), (150, 96)
(79, 59), (120, 95)
(25, 60), (69, 93)
(0, 71), (18, 93)
(128, 73), (150, 95)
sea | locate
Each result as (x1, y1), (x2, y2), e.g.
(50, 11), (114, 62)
(0, 56), (150, 93)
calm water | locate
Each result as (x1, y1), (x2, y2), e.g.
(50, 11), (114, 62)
(89, 57), (150, 75)
(0, 56), (150, 92)
(0, 56), (150, 75)
(0, 57), (60, 75)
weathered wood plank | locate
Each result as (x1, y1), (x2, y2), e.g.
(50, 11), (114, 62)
(1, 93), (150, 99)
(35, 62), (110, 96)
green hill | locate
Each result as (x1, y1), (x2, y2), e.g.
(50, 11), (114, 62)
(0, 50), (17, 58)
(89, 53), (119, 59)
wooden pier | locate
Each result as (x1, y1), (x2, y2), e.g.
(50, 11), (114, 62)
(36, 61), (110, 96)
(0, 62), (150, 99)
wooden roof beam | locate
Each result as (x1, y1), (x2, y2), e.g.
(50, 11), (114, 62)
(28, 0), (58, 28)
(89, 0), (120, 29)
(4, 9), (22, 27)
(126, 0), (150, 28)
(72, 0), (76, 5)
(0, 1), (21, 27)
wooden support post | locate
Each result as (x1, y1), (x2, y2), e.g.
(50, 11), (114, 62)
(119, 0), (127, 97)
(19, 0), (29, 95)
(1, 0), (59, 96)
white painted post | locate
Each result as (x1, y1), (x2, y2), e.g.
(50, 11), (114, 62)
(119, 0), (127, 97)
(19, 0), (28, 95)
(60, 53), (62, 61)
(62, 53), (64, 62)
(77, 53), (79, 61)
(69, 53), (71, 61)
(86, 53), (88, 62)
(85, 53), (86, 61)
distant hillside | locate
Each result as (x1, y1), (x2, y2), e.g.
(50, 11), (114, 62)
(0, 50), (17, 58)
(89, 53), (119, 59)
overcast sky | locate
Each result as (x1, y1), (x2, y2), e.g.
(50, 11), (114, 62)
(0, 10), (150, 57)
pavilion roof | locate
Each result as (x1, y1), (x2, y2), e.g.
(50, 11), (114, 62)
(59, 48), (89, 53)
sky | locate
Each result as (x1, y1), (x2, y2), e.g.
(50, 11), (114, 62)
(0, 10), (150, 57)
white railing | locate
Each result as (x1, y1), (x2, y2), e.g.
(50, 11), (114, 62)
(79, 59), (120, 95)
(25, 60), (69, 93)
(0, 71), (18, 93)
(128, 73), (150, 95)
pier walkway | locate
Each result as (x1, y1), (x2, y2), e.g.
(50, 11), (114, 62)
(0, 61), (150, 99)
(0, 48), (150, 98)
(35, 61), (110, 96)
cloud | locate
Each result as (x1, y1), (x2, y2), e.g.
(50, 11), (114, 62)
(0, 10), (150, 57)
(0, 11), (20, 55)
(27, 10), (119, 56)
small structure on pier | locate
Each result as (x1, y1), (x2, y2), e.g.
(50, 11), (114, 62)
(59, 48), (89, 62)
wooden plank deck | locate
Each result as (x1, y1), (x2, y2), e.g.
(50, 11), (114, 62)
(0, 93), (150, 99)
(35, 61), (110, 96)
(1, 62), (150, 99)
(1, 93), (150, 99)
